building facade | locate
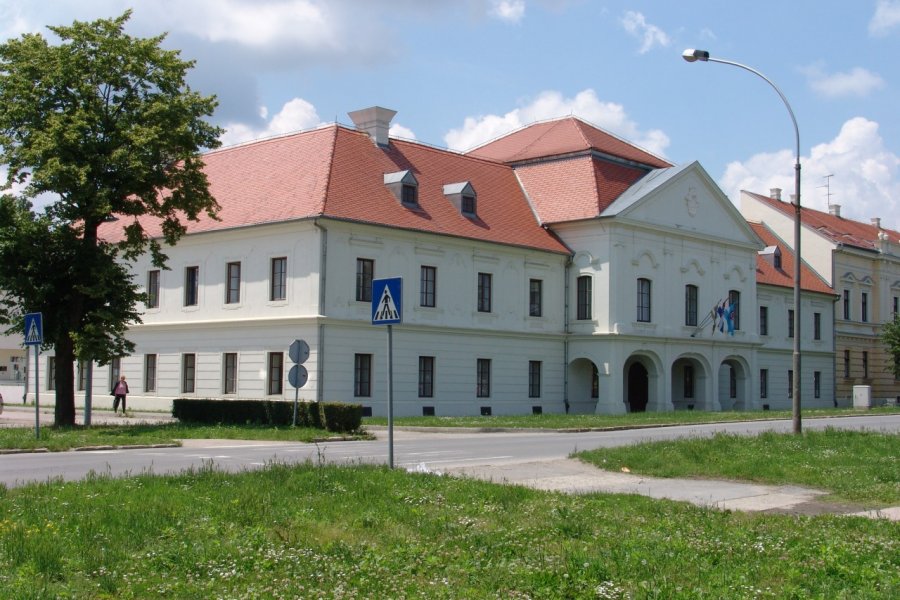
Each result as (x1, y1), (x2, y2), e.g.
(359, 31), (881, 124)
(31, 108), (836, 416)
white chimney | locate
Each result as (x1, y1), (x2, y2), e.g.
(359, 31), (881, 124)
(770, 188), (782, 200)
(871, 217), (881, 229)
(829, 204), (841, 217)
(348, 106), (396, 147)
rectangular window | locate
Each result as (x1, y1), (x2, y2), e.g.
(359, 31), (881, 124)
(760, 369), (768, 399)
(684, 365), (694, 399)
(77, 360), (87, 391)
(591, 363), (599, 399)
(354, 354), (372, 397)
(684, 284), (698, 327)
(224, 353), (238, 394)
(47, 356), (56, 390)
(528, 360), (541, 398)
(843, 289), (850, 320)
(401, 183), (417, 205)
(843, 349), (851, 378)
(147, 270), (160, 308)
(788, 369), (793, 398)
(226, 262), (241, 304)
(356, 258), (374, 302)
(894, 296), (899, 317)
(184, 266), (199, 306)
(814, 371), (821, 399)
(637, 278), (651, 322)
(759, 306), (768, 336)
(144, 354), (157, 393)
(529, 279), (543, 317)
(420, 266), (436, 307)
(577, 275), (592, 320)
(729, 366), (737, 399)
(862, 351), (869, 379)
(477, 272), (492, 313)
(270, 257), (287, 301)
(182, 353), (196, 393)
(462, 194), (476, 215)
(109, 357), (121, 392)
(728, 290), (741, 330)
(814, 312), (821, 341)
(267, 352), (283, 395)
(788, 309), (795, 338)
(476, 358), (491, 397)
(861, 292), (868, 322)
(418, 356), (434, 398)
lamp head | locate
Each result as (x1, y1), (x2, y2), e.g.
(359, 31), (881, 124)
(682, 48), (710, 63)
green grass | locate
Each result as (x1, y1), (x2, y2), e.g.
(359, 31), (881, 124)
(366, 405), (900, 429)
(576, 428), (900, 506)
(0, 461), (896, 598)
(0, 422), (369, 452)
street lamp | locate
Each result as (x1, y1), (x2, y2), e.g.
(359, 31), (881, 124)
(682, 48), (802, 434)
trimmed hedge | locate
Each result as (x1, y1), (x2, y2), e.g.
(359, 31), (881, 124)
(171, 399), (361, 433)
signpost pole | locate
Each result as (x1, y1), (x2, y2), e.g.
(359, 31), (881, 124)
(33, 345), (39, 439)
(387, 324), (394, 469)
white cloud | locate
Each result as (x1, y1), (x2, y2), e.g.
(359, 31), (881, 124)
(220, 98), (323, 146)
(620, 11), (670, 54)
(489, 0), (526, 23)
(721, 117), (900, 230)
(803, 64), (885, 98)
(444, 89), (670, 157)
(869, 0), (900, 36)
(389, 123), (417, 141)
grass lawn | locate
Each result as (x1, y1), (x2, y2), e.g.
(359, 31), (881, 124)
(576, 428), (900, 506)
(0, 460), (897, 599)
(0, 422), (369, 452)
(367, 405), (900, 429)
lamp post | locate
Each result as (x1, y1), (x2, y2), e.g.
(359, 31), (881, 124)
(682, 48), (802, 434)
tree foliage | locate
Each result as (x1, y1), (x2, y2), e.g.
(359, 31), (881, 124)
(880, 313), (900, 379)
(0, 11), (221, 425)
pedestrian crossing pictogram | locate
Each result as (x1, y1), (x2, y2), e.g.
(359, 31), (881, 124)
(371, 277), (402, 325)
(24, 313), (43, 346)
(374, 286), (399, 321)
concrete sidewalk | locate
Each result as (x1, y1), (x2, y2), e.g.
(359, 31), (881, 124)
(441, 458), (900, 521)
(0, 403), (175, 427)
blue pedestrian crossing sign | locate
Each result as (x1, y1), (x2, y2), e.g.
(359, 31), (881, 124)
(24, 313), (43, 346)
(372, 278), (402, 325)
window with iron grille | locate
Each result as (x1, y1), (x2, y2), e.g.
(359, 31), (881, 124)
(224, 353), (238, 394)
(528, 361), (541, 398)
(759, 306), (768, 336)
(182, 353), (196, 393)
(355, 354), (372, 397)
(476, 358), (491, 397)
(418, 356), (434, 398)
(685, 285), (698, 326)
(529, 279), (543, 317)
(356, 259), (374, 302)
(144, 354), (157, 393)
(577, 276), (592, 320)
(760, 369), (768, 399)
(637, 278), (651, 322)
(420, 266), (436, 307)
(477, 272), (492, 312)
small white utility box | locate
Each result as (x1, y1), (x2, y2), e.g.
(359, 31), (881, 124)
(852, 385), (872, 409)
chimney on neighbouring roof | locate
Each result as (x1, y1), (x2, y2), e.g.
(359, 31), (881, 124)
(871, 217), (882, 229)
(829, 204), (841, 217)
(348, 106), (396, 147)
(770, 188), (782, 200)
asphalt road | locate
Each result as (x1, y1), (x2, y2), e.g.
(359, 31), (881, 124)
(0, 414), (897, 489)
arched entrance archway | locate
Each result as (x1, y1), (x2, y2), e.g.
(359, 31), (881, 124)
(718, 356), (750, 411)
(627, 362), (648, 412)
(671, 355), (710, 411)
(567, 357), (599, 414)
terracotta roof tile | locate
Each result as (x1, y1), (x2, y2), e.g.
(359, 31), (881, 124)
(749, 221), (834, 295)
(468, 117), (671, 169)
(744, 191), (900, 252)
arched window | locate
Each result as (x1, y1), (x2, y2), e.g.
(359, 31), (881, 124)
(577, 275), (592, 320)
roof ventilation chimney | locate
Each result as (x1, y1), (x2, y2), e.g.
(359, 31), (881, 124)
(348, 106), (397, 147)
(828, 204), (841, 217)
(871, 217), (882, 229)
(769, 188), (782, 201)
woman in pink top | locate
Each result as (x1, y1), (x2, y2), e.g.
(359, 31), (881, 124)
(112, 375), (129, 414)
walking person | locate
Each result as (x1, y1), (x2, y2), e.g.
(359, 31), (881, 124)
(111, 375), (129, 414)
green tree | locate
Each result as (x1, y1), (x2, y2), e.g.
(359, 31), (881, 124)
(881, 313), (900, 379)
(0, 12), (221, 425)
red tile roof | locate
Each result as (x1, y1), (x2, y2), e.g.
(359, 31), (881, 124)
(744, 191), (900, 252)
(749, 221), (834, 295)
(468, 116), (671, 169)
(513, 155), (648, 223)
(99, 124), (570, 255)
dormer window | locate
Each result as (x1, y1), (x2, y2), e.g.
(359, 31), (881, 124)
(443, 181), (477, 217)
(758, 245), (782, 270)
(384, 170), (418, 206)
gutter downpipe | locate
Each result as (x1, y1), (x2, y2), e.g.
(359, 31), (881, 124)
(564, 257), (571, 413)
(314, 219), (328, 403)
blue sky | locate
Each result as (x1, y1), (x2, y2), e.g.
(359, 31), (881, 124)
(2, 0), (899, 228)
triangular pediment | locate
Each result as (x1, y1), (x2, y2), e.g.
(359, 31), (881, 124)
(604, 161), (760, 247)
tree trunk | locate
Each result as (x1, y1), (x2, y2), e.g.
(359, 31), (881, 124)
(54, 333), (76, 427)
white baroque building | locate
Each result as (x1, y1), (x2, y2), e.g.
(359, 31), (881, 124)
(33, 107), (836, 416)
